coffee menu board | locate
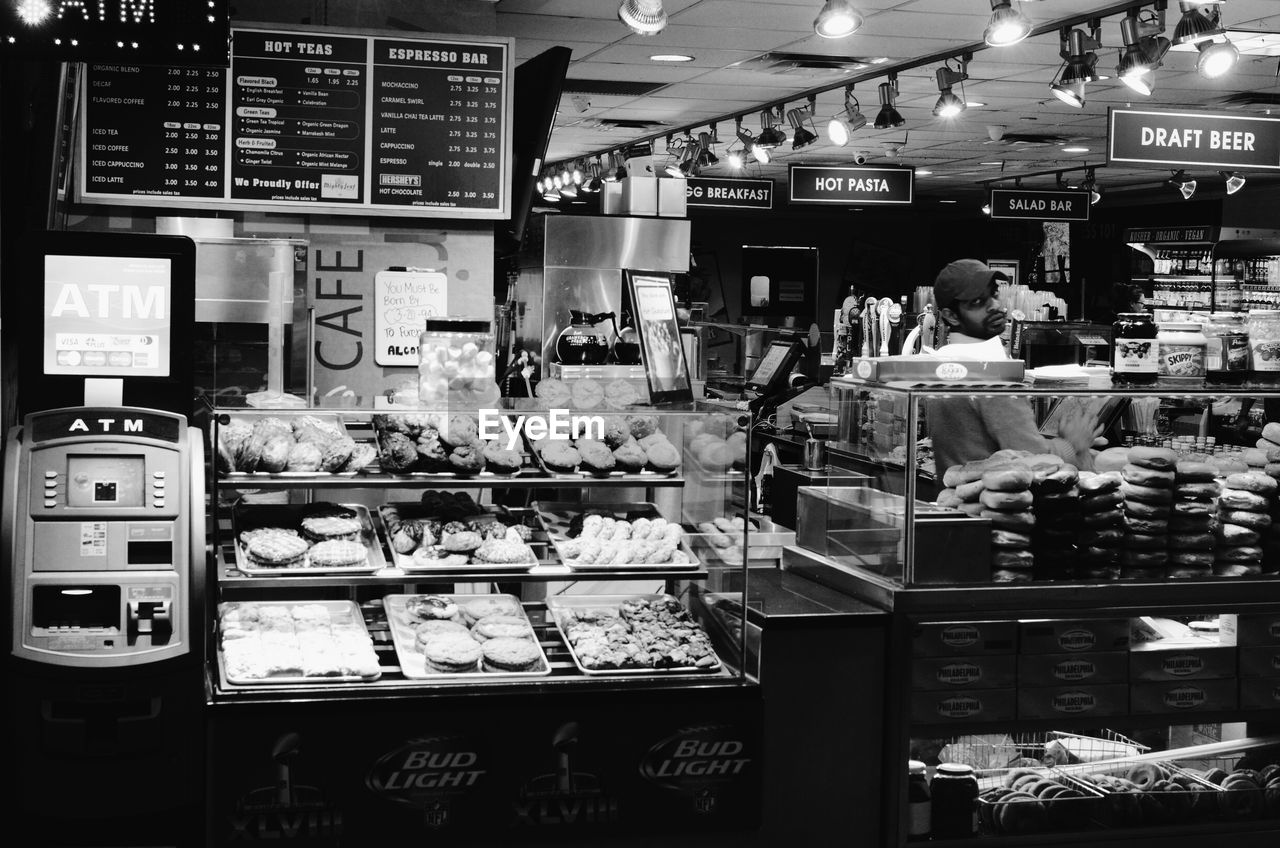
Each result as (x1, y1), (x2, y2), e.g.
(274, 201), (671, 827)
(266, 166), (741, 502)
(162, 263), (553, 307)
(78, 26), (512, 219)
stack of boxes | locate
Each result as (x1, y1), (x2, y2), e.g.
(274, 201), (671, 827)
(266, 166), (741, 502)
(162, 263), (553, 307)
(1129, 622), (1238, 714)
(910, 621), (1017, 724)
(1017, 619), (1130, 719)
(1223, 612), (1280, 710)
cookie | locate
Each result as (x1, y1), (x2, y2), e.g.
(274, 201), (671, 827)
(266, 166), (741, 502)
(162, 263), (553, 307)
(1126, 517), (1168, 535)
(1122, 481), (1174, 504)
(243, 531), (311, 569)
(480, 637), (543, 673)
(1225, 472), (1279, 495)
(463, 596), (522, 623)
(1127, 446), (1178, 471)
(413, 619), (470, 648)
(300, 514), (363, 542)
(1222, 510), (1272, 530)
(405, 594), (460, 621)
(1125, 532), (1166, 551)
(1175, 461), (1219, 483)
(306, 539), (369, 568)
(1124, 500), (1171, 519)
(422, 633), (482, 673)
(471, 615), (535, 642)
(981, 509), (1035, 530)
(1220, 489), (1270, 512)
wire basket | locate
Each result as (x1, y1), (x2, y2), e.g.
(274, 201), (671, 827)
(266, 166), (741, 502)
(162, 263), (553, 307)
(930, 729), (1150, 774)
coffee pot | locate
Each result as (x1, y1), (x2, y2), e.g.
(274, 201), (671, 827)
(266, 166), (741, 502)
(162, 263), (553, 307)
(612, 309), (641, 365)
(555, 309), (614, 365)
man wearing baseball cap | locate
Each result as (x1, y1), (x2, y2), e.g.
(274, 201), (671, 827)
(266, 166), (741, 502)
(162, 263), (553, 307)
(926, 259), (1099, 475)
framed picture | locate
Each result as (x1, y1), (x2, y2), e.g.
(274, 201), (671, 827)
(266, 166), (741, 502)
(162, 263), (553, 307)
(623, 269), (693, 404)
(988, 259), (1020, 288)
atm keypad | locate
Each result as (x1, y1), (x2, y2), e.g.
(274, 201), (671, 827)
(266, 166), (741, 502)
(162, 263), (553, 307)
(42, 472), (62, 508)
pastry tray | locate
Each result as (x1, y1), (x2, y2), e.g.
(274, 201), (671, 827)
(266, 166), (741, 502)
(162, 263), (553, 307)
(231, 502), (387, 575)
(525, 430), (681, 480)
(371, 416), (541, 478)
(545, 594), (723, 676)
(533, 501), (700, 571)
(384, 593), (552, 680)
(216, 600), (381, 685)
(377, 503), (552, 573)
(217, 413), (371, 478)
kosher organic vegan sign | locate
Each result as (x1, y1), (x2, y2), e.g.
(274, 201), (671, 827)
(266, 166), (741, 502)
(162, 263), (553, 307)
(1108, 107), (1280, 171)
(989, 188), (1090, 222)
(685, 177), (773, 209)
(787, 165), (913, 205)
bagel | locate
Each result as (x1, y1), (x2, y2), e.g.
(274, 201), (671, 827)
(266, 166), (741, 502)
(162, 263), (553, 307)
(958, 502), (985, 517)
(943, 462), (983, 488)
(1094, 447), (1130, 473)
(1214, 561), (1263, 576)
(993, 549), (1035, 569)
(1033, 527), (1078, 546)
(1215, 544), (1263, 563)
(1169, 532), (1215, 550)
(1122, 481), (1175, 504)
(1122, 464), (1176, 488)
(1175, 461), (1219, 482)
(1126, 517), (1169, 535)
(1220, 489), (1270, 511)
(1226, 472), (1279, 495)
(1225, 509), (1275, 529)
(981, 508), (1036, 529)
(956, 478), (986, 502)
(1081, 527), (1125, 546)
(991, 529), (1033, 548)
(1079, 470), (1124, 494)
(1170, 550), (1216, 567)
(1124, 500), (1172, 519)
(990, 449), (1035, 463)
(1121, 549), (1168, 567)
(1263, 421), (1280, 444)
(1032, 464), (1079, 494)
(1168, 564), (1213, 578)
(1218, 524), (1262, 546)
(1127, 762), (1164, 790)
(991, 567), (1035, 583)
(1173, 481), (1221, 500)
(1125, 532), (1166, 550)
(982, 464), (1035, 492)
(1128, 446), (1178, 470)
(1170, 515), (1215, 532)
(1204, 768), (1229, 786)
(1171, 499), (1216, 516)
(1083, 509), (1126, 529)
(1244, 448), (1270, 467)
(1264, 462), (1280, 479)
(936, 488), (964, 508)
(1219, 458), (1250, 476)
(1080, 491), (1124, 513)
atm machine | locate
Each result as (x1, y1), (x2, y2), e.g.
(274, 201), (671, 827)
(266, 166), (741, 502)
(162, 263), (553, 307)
(3, 232), (205, 845)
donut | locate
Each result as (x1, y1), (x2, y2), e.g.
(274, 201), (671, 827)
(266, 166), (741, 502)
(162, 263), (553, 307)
(981, 508), (1036, 529)
(982, 464), (1034, 492)
(1128, 446), (1178, 471)
(1124, 500), (1171, 519)
(1174, 481), (1221, 500)
(1226, 472), (1279, 495)
(1079, 471), (1123, 494)
(1172, 499), (1215, 516)
(1170, 550), (1216, 567)
(1082, 510), (1126, 529)
(1122, 464), (1176, 488)
(1094, 447), (1130, 473)
(991, 567), (1035, 583)
(1081, 527), (1125, 546)
(1169, 532), (1215, 550)
(1122, 482), (1174, 504)
(980, 489), (1034, 511)
(1175, 461), (1219, 482)
(1081, 491), (1124, 513)
(956, 479), (986, 502)
(992, 529), (1033, 548)
(1170, 515), (1215, 532)
(992, 549), (1035, 569)
(1125, 532), (1166, 550)
(1242, 510), (1280, 530)
(1216, 544), (1263, 563)
(1126, 517), (1169, 535)
(1127, 763), (1165, 790)
(1220, 489), (1270, 511)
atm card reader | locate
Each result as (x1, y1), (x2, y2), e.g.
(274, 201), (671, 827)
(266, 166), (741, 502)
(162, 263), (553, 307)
(128, 599), (173, 646)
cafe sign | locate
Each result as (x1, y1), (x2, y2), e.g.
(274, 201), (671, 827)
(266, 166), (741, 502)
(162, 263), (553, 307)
(989, 188), (1090, 222)
(788, 165), (914, 205)
(686, 177), (773, 210)
(1108, 107), (1280, 171)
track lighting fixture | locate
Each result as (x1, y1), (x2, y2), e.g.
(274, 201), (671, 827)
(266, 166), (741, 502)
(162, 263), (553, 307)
(789, 97), (820, 150)
(1117, 8), (1171, 96)
(582, 159), (603, 193)
(1222, 171), (1246, 194)
(1197, 36), (1239, 78)
(983, 0), (1033, 47)
(727, 148), (745, 170)
(933, 56), (970, 119)
(1050, 26), (1101, 107)
(618, 0), (667, 36)
(982, 202), (992, 215)
(1172, 0), (1222, 46)
(757, 108), (787, 149)
(1169, 170), (1197, 199)
(813, 0), (864, 39)
(827, 88), (867, 146)
(697, 130), (719, 167)
(735, 115), (769, 164)
(614, 152), (628, 181)
(1081, 168), (1102, 205)
(874, 76), (904, 130)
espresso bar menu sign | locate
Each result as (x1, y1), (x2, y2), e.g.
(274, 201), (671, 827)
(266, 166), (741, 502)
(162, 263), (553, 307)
(79, 26), (512, 218)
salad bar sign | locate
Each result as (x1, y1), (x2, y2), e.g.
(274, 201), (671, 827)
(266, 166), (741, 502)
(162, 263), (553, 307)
(78, 25), (512, 218)
(989, 189), (1090, 222)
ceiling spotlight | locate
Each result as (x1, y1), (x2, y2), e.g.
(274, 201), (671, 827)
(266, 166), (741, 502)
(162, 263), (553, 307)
(813, 0), (864, 39)
(1169, 170), (1197, 200)
(1050, 80), (1086, 108)
(1197, 37), (1239, 78)
(735, 115), (770, 164)
(874, 77), (905, 129)
(1117, 9), (1171, 94)
(981, 202), (992, 215)
(618, 0), (667, 36)
(788, 98), (820, 150)
(1082, 168), (1102, 205)
(727, 149), (745, 170)
(582, 160), (603, 193)
(614, 153), (628, 181)
(984, 0), (1032, 47)
(933, 56), (970, 119)
(1173, 0), (1222, 46)
(827, 87), (867, 146)
(756, 109), (787, 149)
(1222, 171), (1246, 194)
(697, 130), (719, 167)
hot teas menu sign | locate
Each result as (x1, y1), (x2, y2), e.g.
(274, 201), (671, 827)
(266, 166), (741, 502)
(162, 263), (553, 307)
(78, 25), (512, 218)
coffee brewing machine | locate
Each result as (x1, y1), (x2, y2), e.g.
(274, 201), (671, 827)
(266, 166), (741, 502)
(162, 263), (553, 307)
(3, 231), (205, 843)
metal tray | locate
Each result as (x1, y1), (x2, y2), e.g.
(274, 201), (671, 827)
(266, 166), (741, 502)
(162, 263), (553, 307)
(524, 428), (681, 479)
(217, 413), (373, 478)
(377, 503), (549, 573)
(546, 594), (723, 676)
(533, 501), (700, 571)
(232, 502), (387, 575)
(216, 600), (381, 685)
(384, 593), (551, 680)
(371, 415), (540, 478)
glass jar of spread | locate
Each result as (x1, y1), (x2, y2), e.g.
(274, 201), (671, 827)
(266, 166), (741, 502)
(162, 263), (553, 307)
(907, 759), (932, 840)
(1248, 309), (1280, 375)
(930, 763), (978, 838)
(1204, 312), (1250, 383)
(1157, 322), (1207, 380)
(1112, 312), (1158, 384)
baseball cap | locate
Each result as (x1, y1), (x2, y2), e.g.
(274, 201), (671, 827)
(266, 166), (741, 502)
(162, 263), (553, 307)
(933, 259), (1009, 307)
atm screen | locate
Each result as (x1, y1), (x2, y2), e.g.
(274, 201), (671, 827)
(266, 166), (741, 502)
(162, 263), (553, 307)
(66, 455), (145, 508)
(42, 254), (172, 378)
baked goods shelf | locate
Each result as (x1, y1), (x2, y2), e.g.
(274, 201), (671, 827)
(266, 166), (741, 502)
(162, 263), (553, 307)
(214, 471), (686, 489)
(911, 711), (1280, 740)
(915, 817), (1280, 848)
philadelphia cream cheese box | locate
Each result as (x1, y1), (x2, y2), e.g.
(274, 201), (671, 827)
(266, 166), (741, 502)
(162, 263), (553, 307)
(1239, 645), (1280, 678)
(1128, 642), (1236, 682)
(1239, 677), (1280, 710)
(911, 654), (1016, 690)
(1017, 684), (1129, 720)
(1017, 619), (1130, 654)
(910, 688), (1017, 724)
(1219, 613), (1280, 646)
(912, 621), (1016, 657)
(1129, 679), (1238, 714)
(1017, 651), (1129, 687)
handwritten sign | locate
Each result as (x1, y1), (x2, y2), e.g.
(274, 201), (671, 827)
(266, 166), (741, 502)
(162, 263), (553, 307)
(374, 270), (448, 366)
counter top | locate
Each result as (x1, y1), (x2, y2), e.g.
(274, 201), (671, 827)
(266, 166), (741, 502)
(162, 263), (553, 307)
(710, 565), (886, 628)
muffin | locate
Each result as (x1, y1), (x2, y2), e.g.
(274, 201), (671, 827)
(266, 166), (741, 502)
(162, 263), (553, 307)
(259, 434), (294, 473)
(482, 442), (523, 474)
(540, 442), (580, 473)
(415, 435), (450, 471)
(448, 441), (486, 475)
(306, 539), (369, 569)
(577, 439), (617, 475)
(422, 633), (482, 673)
(626, 414), (659, 440)
(534, 377), (571, 407)
(378, 431), (419, 472)
(481, 637), (542, 672)
(319, 436), (356, 472)
(471, 615), (535, 642)
(601, 416), (631, 449)
(646, 440), (681, 473)
(443, 415), (479, 447)
(570, 379), (604, 410)
(613, 440), (647, 472)
(341, 443), (378, 472)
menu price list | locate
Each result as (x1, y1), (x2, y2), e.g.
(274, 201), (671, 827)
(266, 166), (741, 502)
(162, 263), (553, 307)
(230, 32), (368, 204)
(370, 39), (506, 210)
(84, 64), (226, 198)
